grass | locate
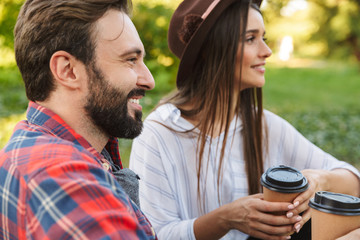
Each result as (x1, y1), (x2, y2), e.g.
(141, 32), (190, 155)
(264, 60), (360, 113)
(263, 60), (360, 168)
(1, 59), (360, 169)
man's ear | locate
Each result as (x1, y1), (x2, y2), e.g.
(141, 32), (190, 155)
(49, 51), (84, 89)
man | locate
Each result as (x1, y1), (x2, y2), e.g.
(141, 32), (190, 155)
(0, 0), (156, 239)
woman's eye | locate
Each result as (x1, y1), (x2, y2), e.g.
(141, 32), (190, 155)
(246, 36), (255, 43)
(263, 37), (268, 42)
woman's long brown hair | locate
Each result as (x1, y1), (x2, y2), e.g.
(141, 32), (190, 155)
(160, 2), (267, 207)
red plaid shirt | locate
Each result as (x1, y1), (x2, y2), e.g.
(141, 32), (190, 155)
(0, 101), (156, 239)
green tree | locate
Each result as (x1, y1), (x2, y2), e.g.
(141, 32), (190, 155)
(0, 0), (25, 116)
(307, 0), (360, 62)
(261, 0), (291, 51)
(0, 0), (23, 49)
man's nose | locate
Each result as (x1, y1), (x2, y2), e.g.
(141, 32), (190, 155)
(137, 62), (155, 90)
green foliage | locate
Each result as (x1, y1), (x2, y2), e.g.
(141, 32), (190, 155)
(0, 66), (27, 117)
(279, 110), (360, 166)
(307, 0), (360, 61)
(261, 0), (360, 62)
(0, 0), (23, 49)
(0, 112), (25, 148)
(262, 0), (291, 23)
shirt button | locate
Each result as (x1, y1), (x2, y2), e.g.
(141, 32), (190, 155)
(102, 162), (110, 171)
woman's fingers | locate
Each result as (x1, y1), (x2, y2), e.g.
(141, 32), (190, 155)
(290, 208), (311, 233)
(229, 195), (303, 238)
(247, 224), (293, 240)
(244, 214), (294, 240)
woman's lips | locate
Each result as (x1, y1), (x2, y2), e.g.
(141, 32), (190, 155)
(252, 63), (266, 74)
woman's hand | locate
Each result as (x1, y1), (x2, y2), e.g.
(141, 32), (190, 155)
(222, 194), (302, 240)
(194, 193), (302, 240)
(284, 169), (327, 233)
(285, 168), (360, 234)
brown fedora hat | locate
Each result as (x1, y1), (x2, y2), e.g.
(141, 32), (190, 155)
(168, 0), (262, 88)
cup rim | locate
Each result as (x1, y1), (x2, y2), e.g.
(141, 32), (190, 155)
(260, 165), (309, 193)
(309, 191), (360, 216)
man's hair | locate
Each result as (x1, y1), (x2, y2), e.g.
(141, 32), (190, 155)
(14, 0), (130, 101)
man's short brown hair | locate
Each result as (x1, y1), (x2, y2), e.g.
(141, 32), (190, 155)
(14, 0), (130, 101)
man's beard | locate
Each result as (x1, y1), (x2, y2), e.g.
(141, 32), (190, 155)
(84, 62), (145, 139)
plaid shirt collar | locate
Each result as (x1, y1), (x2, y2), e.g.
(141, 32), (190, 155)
(27, 101), (122, 168)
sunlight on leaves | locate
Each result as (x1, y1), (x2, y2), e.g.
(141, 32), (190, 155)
(0, 112), (25, 149)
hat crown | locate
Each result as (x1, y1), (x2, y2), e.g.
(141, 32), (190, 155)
(168, 0), (217, 59)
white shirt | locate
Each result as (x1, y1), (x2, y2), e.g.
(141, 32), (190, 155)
(130, 103), (360, 240)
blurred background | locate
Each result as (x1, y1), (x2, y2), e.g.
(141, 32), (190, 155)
(0, 0), (359, 168)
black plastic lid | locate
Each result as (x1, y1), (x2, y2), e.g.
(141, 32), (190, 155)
(309, 191), (360, 216)
(260, 165), (308, 193)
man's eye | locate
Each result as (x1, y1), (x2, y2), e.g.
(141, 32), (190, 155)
(128, 58), (137, 63)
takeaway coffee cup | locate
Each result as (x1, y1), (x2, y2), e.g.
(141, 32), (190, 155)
(261, 165), (309, 203)
(309, 191), (360, 240)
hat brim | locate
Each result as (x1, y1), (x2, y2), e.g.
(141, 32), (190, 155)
(175, 0), (262, 88)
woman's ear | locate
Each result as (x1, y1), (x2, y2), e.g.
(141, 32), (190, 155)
(49, 51), (84, 89)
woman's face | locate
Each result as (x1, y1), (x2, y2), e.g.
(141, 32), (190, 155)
(235, 7), (272, 90)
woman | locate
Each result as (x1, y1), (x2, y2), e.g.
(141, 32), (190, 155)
(337, 228), (360, 240)
(130, 0), (360, 239)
